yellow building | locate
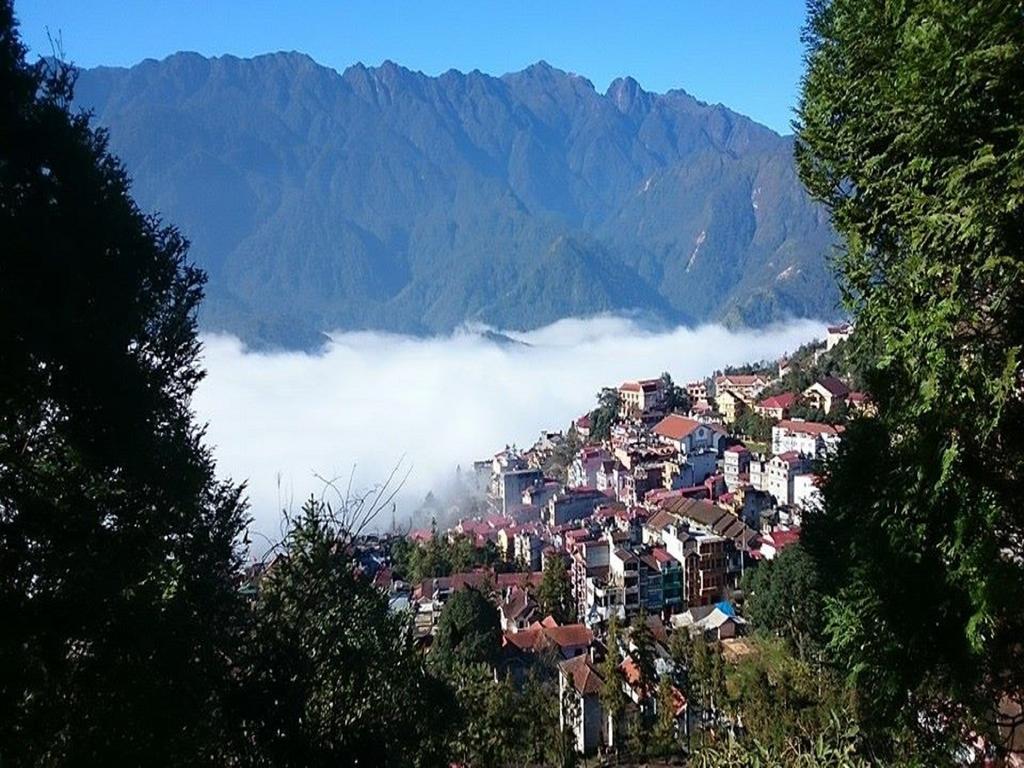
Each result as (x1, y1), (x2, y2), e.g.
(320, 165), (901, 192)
(716, 389), (748, 425)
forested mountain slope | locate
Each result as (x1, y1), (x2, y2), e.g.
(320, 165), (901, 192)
(74, 52), (839, 348)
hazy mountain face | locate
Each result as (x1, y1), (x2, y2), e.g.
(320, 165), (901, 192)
(73, 52), (839, 349)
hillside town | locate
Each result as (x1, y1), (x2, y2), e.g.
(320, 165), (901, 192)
(312, 324), (875, 758)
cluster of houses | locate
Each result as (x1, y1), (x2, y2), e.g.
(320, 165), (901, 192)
(372, 326), (865, 755)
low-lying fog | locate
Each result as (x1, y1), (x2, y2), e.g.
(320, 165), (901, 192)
(193, 316), (821, 538)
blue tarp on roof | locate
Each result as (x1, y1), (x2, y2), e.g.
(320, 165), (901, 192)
(715, 601), (736, 617)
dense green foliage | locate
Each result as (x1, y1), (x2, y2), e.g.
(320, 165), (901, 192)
(445, 665), (575, 768)
(743, 545), (824, 662)
(431, 588), (502, 670)
(589, 387), (621, 442)
(628, 613), (659, 696)
(650, 674), (681, 757)
(0, 7), (248, 763)
(797, 0), (1024, 757)
(393, 516), (511, 581)
(238, 499), (453, 767)
(599, 615), (628, 748)
(690, 635), (726, 736)
(722, 637), (852, 755)
(760, 338), (864, 401)
(694, 712), (871, 768)
(537, 555), (576, 624)
(733, 409), (774, 442)
(71, 52), (839, 348)
(390, 525), (501, 583)
(660, 371), (691, 414)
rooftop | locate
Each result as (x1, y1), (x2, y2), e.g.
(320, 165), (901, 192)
(652, 414), (702, 441)
(560, 654), (605, 696)
(776, 419), (843, 437)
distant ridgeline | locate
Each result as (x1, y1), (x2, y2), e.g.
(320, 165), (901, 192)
(74, 53), (840, 349)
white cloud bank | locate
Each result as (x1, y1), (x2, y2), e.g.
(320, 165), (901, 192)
(193, 316), (822, 536)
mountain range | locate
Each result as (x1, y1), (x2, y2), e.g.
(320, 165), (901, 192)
(72, 52), (839, 349)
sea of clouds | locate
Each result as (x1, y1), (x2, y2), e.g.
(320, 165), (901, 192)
(193, 316), (822, 538)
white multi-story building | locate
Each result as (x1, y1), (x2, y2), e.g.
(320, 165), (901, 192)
(723, 445), (751, 489)
(826, 322), (854, 350)
(772, 419), (843, 458)
(765, 452), (812, 506)
(793, 473), (823, 513)
(749, 456), (769, 492)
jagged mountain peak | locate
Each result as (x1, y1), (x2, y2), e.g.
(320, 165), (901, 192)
(606, 75), (653, 115)
(71, 51), (838, 350)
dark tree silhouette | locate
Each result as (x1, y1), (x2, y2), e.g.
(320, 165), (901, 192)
(0, 4), (247, 763)
(798, 0), (1024, 758)
(431, 587), (501, 670)
(238, 497), (454, 767)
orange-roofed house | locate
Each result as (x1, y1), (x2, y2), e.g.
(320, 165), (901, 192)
(651, 414), (724, 455)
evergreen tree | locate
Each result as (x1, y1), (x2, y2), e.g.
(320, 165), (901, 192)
(660, 371), (691, 414)
(431, 587), (501, 670)
(651, 674), (680, 757)
(238, 498), (453, 767)
(797, 0), (1024, 754)
(538, 554), (576, 624)
(743, 544), (823, 662)
(629, 611), (659, 698)
(0, 5), (247, 763)
(669, 627), (694, 682)
(600, 615), (628, 753)
(690, 634), (714, 738)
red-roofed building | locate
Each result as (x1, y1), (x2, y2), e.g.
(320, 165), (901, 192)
(409, 528), (433, 544)
(507, 622), (598, 659)
(416, 569), (542, 607)
(755, 392), (797, 420)
(651, 414), (724, 455)
(559, 654), (607, 753)
(759, 528), (801, 560)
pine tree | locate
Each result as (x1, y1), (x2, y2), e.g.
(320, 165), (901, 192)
(652, 674), (680, 757)
(238, 498), (454, 767)
(629, 611), (658, 699)
(538, 554), (576, 624)
(600, 615), (628, 754)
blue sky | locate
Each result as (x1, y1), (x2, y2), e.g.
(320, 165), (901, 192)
(15, 1), (808, 134)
